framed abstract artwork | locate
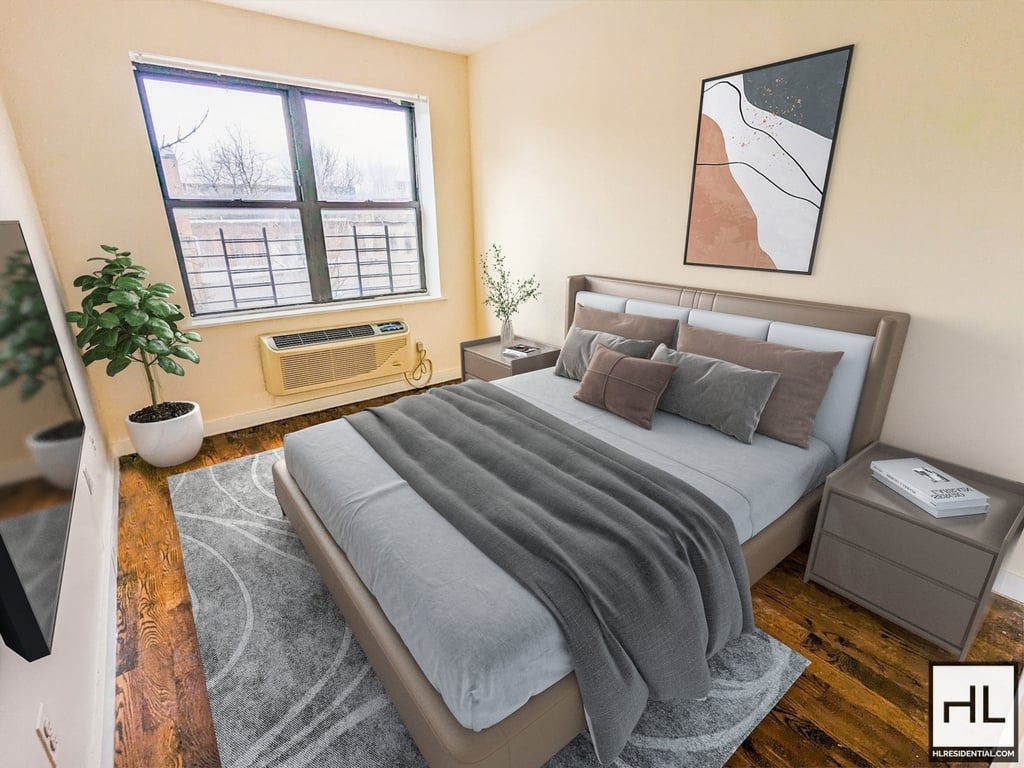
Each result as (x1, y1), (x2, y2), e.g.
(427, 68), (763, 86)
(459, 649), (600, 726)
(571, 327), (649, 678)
(683, 45), (853, 274)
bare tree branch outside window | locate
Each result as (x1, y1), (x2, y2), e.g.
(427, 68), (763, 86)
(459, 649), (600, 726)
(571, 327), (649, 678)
(190, 124), (274, 197)
(313, 144), (362, 198)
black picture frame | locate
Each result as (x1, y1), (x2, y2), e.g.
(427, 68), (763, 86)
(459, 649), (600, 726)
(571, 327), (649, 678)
(683, 45), (854, 274)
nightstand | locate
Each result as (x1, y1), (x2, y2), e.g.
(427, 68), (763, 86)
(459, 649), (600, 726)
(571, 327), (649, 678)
(805, 442), (1024, 659)
(460, 336), (560, 382)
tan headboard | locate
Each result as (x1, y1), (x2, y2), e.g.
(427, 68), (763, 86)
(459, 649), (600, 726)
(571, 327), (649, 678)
(566, 274), (910, 459)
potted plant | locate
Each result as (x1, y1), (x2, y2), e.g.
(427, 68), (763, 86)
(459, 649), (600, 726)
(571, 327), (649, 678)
(0, 248), (83, 489)
(65, 245), (203, 467)
(479, 244), (541, 349)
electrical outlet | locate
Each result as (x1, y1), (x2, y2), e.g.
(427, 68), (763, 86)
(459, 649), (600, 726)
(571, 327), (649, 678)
(35, 704), (57, 768)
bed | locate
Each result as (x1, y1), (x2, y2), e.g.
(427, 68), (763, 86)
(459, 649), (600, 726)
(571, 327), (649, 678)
(272, 274), (910, 768)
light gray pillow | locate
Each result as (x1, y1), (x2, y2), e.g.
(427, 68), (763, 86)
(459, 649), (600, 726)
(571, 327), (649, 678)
(554, 328), (657, 381)
(652, 344), (781, 443)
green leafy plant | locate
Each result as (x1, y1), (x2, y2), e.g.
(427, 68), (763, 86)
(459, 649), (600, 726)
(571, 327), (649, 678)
(0, 248), (79, 424)
(479, 244), (541, 322)
(65, 245), (201, 411)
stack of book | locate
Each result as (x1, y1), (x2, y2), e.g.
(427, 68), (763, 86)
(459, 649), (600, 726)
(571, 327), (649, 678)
(502, 343), (540, 358)
(870, 457), (989, 517)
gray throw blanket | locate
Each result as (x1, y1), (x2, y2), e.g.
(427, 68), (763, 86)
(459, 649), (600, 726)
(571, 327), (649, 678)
(347, 380), (754, 764)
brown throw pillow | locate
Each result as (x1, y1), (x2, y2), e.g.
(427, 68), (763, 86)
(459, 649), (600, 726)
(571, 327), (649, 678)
(573, 304), (679, 348)
(574, 345), (676, 429)
(676, 325), (843, 447)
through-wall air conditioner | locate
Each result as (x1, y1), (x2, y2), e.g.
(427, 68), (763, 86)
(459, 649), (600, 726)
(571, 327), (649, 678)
(259, 320), (413, 396)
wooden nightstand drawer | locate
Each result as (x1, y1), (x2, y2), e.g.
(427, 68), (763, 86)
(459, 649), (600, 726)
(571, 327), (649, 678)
(822, 494), (994, 596)
(463, 352), (512, 382)
(813, 534), (976, 649)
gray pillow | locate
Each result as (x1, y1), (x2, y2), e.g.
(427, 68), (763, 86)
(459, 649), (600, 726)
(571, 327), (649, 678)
(652, 344), (781, 443)
(676, 324), (843, 448)
(554, 327), (657, 381)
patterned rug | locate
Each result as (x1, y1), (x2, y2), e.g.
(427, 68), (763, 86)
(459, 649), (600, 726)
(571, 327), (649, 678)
(170, 450), (808, 768)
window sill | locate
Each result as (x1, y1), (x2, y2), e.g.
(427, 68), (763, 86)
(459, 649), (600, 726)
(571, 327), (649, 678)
(186, 292), (446, 329)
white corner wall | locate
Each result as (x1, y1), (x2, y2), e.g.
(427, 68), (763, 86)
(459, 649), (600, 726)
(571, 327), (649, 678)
(0, 87), (117, 768)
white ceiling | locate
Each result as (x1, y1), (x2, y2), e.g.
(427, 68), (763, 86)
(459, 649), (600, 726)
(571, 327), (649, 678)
(200, 0), (582, 55)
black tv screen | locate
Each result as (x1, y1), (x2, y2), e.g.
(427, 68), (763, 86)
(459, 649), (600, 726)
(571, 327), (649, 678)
(0, 220), (81, 662)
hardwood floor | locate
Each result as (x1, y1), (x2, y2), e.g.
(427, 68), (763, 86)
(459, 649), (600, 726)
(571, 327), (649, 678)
(114, 388), (1024, 768)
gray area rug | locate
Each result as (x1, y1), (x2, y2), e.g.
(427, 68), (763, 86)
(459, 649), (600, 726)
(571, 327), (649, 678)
(171, 450), (809, 768)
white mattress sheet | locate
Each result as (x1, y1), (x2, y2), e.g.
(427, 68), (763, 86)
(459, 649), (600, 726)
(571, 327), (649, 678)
(283, 369), (837, 731)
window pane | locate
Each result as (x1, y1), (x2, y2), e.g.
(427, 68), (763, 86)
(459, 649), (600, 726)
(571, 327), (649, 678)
(322, 210), (423, 299)
(305, 98), (413, 203)
(142, 77), (296, 201)
(173, 209), (311, 314)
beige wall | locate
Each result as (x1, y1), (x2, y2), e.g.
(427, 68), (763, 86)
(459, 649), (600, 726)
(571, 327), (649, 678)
(0, 0), (476, 449)
(0, 87), (118, 768)
(469, 1), (1024, 581)
(470, 0), (1023, 476)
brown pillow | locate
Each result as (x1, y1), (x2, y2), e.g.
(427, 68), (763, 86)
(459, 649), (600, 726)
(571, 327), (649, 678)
(574, 345), (676, 429)
(676, 325), (843, 447)
(572, 304), (679, 348)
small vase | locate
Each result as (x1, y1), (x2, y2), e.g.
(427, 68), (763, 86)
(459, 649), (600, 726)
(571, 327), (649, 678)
(500, 318), (515, 348)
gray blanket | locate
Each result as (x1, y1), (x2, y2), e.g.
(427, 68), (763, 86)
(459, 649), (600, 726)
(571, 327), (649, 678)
(347, 380), (754, 764)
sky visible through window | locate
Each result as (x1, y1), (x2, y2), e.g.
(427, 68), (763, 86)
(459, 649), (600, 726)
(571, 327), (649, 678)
(142, 77), (412, 202)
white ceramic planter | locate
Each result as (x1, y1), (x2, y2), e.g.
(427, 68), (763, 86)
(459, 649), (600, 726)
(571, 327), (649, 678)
(125, 401), (204, 468)
(25, 428), (84, 490)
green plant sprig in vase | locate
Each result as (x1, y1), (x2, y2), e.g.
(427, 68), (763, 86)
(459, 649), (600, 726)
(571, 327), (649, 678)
(479, 243), (541, 349)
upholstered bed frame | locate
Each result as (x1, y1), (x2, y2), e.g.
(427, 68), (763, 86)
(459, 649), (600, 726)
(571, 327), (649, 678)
(272, 274), (910, 768)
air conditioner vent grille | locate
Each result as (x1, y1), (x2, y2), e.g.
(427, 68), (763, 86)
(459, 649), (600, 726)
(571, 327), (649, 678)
(259, 319), (413, 396)
(272, 324), (375, 349)
(279, 339), (406, 390)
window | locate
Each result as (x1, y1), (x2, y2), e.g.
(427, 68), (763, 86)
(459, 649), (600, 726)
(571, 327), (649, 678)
(134, 63), (430, 317)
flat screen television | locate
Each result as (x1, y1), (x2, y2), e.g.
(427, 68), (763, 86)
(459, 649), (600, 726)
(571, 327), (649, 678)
(0, 220), (81, 661)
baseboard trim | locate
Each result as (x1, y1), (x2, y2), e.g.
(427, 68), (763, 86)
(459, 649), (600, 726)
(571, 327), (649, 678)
(993, 568), (1024, 604)
(111, 366), (462, 457)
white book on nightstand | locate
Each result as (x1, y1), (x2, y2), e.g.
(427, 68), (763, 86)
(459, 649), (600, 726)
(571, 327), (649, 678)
(502, 343), (540, 358)
(870, 457), (989, 516)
